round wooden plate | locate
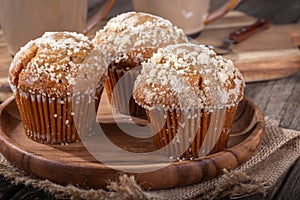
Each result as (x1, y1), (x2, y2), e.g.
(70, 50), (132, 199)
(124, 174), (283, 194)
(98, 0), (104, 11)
(0, 96), (264, 190)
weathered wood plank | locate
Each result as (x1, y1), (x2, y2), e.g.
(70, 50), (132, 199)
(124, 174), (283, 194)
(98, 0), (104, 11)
(274, 157), (300, 200)
(245, 70), (300, 131)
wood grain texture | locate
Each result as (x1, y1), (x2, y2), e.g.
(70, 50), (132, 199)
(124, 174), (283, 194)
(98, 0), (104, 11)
(0, 96), (264, 190)
(274, 157), (300, 200)
(197, 21), (300, 82)
(245, 69), (300, 131)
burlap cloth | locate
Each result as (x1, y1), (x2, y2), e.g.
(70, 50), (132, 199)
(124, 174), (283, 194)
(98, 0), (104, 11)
(0, 117), (299, 200)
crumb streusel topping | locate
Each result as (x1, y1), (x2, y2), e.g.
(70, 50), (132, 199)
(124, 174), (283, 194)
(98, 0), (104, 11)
(9, 32), (107, 97)
(133, 43), (245, 110)
(93, 12), (189, 64)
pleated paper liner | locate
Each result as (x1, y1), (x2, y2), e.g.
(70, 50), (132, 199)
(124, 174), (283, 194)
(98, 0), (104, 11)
(0, 96), (265, 189)
(105, 65), (146, 117)
(14, 87), (103, 144)
(148, 105), (237, 159)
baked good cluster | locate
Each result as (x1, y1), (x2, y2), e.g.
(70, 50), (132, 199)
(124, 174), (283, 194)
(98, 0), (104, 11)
(9, 12), (244, 159)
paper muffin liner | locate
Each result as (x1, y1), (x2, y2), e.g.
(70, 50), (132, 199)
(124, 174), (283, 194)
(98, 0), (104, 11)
(147, 105), (237, 159)
(105, 66), (146, 117)
(14, 87), (103, 144)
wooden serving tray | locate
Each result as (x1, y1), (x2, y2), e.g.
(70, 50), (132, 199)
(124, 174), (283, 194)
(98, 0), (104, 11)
(197, 11), (300, 82)
(0, 95), (264, 190)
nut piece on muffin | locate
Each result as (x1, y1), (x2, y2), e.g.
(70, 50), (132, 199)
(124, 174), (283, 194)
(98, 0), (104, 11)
(9, 32), (107, 144)
(133, 43), (245, 159)
(93, 11), (188, 116)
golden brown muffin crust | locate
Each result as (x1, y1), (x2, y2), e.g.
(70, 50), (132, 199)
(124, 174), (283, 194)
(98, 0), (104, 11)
(9, 32), (107, 97)
(93, 12), (189, 64)
(109, 47), (158, 70)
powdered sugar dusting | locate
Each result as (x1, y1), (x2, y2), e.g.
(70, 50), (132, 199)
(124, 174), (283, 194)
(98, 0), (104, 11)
(133, 43), (245, 110)
(93, 12), (188, 63)
(9, 32), (107, 97)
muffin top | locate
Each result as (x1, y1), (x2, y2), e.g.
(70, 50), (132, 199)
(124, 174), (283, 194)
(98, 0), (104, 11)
(133, 43), (245, 110)
(93, 12), (188, 64)
(9, 32), (107, 97)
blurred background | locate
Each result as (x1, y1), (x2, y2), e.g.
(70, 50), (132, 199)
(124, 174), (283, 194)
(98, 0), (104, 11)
(88, 0), (300, 24)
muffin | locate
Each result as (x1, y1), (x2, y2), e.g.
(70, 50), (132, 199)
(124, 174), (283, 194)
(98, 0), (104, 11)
(9, 32), (107, 144)
(93, 12), (188, 116)
(133, 43), (245, 159)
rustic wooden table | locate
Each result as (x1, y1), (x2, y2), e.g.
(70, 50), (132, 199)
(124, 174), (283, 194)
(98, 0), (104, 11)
(0, 0), (300, 199)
